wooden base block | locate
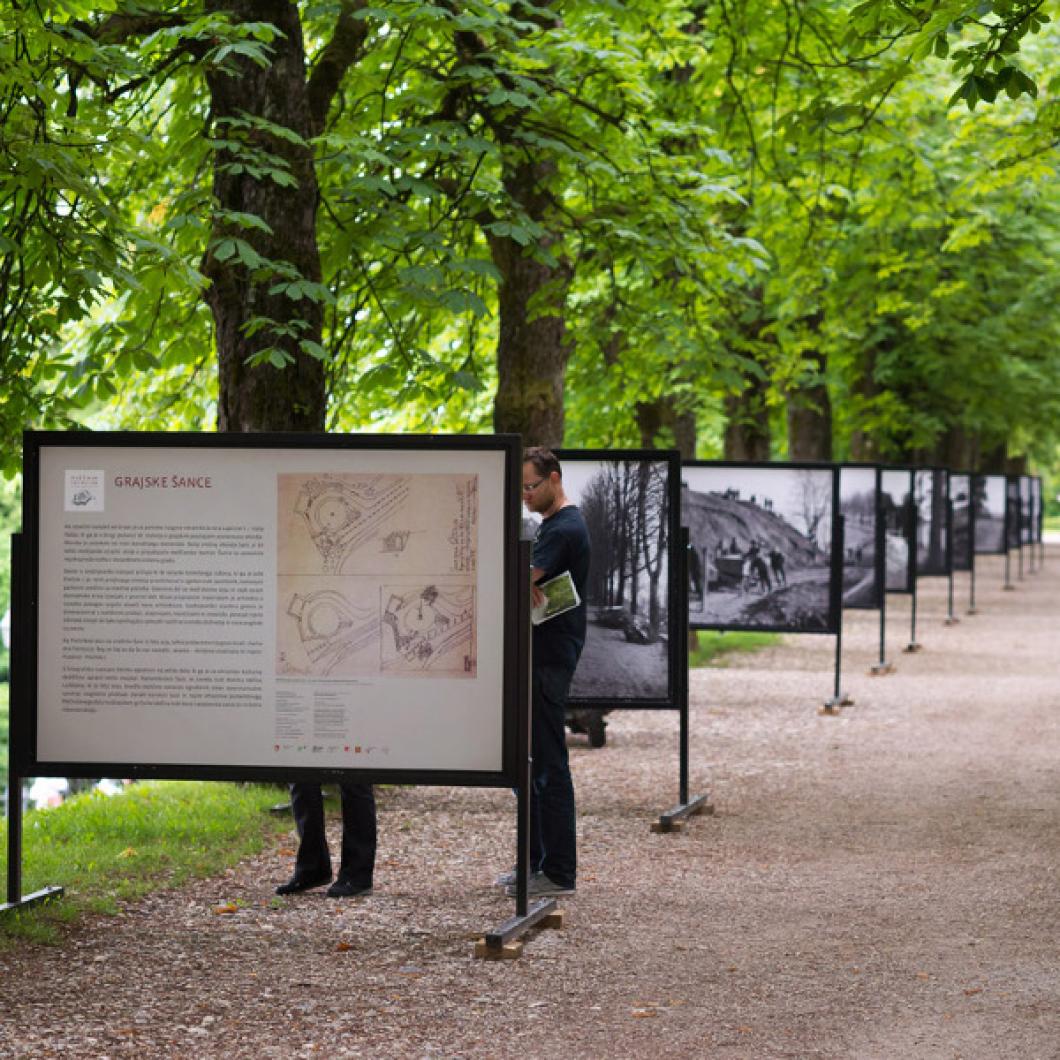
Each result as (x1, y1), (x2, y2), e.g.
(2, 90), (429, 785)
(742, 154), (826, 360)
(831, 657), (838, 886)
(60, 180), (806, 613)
(903, 643), (922, 654)
(818, 704), (841, 716)
(944, 617), (960, 626)
(474, 938), (524, 961)
(651, 819), (686, 834)
(542, 910), (565, 930)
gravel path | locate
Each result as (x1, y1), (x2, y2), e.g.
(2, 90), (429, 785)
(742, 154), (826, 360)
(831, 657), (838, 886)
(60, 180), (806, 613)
(1, 550), (1057, 1059)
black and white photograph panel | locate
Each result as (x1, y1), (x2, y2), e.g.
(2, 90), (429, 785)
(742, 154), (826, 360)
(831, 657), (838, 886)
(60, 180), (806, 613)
(533, 452), (677, 705)
(880, 468), (915, 593)
(915, 468), (950, 577)
(950, 473), (974, 572)
(839, 465), (881, 610)
(1020, 476), (1033, 546)
(1006, 476), (1021, 550)
(973, 474), (1007, 554)
(683, 463), (838, 634)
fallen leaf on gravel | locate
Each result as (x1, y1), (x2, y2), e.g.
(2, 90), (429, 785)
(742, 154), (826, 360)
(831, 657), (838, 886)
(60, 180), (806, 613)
(963, 987), (983, 996)
(212, 903), (239, 915)
(335, 941), (353, 952)
(631, 1009), (657, 1019)
(916, 972), (931, 980)
(738, 1025), (753, 1034)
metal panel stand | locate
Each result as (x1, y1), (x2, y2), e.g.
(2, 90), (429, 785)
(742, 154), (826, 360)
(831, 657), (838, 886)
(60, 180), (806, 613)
(967, 564), (978, 616)
(478, 541), (558, 959)
(3, 534), (64, 917)
(822, 517), (852, 713)
(871, 576), (894, 675)
(904, 583), (922, 653)
(1003, 551), (1015, 591)
(655, 529), (712, 832)
(944, 502), (959, 626)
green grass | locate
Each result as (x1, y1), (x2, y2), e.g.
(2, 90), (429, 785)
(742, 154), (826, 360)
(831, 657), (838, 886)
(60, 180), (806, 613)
(0, 780), (290, 946)
(689, 630), (781, 668)
(0, 681), (8, 793)
(1043, 515), (1060, 534)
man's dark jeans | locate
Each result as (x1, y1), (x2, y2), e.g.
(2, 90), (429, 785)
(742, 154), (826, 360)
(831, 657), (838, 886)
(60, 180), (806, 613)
(529, 663), (577, 889)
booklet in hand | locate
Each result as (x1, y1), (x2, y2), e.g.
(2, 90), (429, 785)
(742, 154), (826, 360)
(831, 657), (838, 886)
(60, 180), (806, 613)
(531, 570), (581, 626)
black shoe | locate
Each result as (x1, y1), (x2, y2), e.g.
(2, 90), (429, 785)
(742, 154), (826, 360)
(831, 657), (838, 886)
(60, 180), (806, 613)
(326, 878), (372, 898)
(275, 870), (332, 895)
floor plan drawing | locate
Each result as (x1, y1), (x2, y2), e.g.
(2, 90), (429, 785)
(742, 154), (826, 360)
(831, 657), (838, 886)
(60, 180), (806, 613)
(275, 471), (480, 679)
(291, 474), (410, 573)
(381, 584), (476, 675)
(280, 590), (380, 676)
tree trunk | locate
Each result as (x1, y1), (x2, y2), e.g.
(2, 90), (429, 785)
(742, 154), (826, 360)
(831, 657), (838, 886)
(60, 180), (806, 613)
(848, 346), (880, 462)
(488, 157), (573, 447)
(723, 386), (772, 461)
(203, 0), (326, 433)
(635, 398), (697, 458)
(786, 343), (832, 461)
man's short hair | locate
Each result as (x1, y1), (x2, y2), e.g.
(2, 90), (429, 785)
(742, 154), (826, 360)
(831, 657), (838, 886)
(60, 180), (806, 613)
(523, 446), (562, 479)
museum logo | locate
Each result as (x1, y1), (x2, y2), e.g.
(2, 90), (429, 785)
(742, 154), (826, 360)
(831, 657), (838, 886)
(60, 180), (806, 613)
(64, 470), (105, 513)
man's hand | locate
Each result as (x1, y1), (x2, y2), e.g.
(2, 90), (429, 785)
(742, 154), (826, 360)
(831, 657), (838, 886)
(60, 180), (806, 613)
(531, 583), (545, 608)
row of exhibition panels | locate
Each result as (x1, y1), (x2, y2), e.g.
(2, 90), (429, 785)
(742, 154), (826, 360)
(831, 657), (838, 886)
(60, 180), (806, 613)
(9, 433), (1047, 794)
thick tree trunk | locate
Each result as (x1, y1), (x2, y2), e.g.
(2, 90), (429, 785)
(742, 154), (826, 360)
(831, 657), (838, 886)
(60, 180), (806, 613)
(786, 343), (832, 461)
(203, 0), (325, 433)
(848, 347), (880, 462)
(723, 386), (771, 462)
(489, 158), (572, 447)
(722, 291), (773, 461)
(635, 398), (697, 458)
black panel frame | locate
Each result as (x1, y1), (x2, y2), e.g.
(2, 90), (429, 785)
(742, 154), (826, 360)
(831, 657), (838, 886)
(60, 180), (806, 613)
(682, 460), (842, 635)
(948, 471), (976, 573)
(553, 448), (682, 712)
(19, 430), (524, 788)
(914, 466), (952, 579)
(972, 473), (1008, 556)
(838, 464), (885, 612)
(880, 466), (916, 595)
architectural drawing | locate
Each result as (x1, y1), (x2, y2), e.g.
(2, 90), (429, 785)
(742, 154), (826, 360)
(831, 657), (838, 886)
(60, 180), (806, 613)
(381, 584), (476, 675)
(281, 590), (379, 676)
(292, 474), (410, 572)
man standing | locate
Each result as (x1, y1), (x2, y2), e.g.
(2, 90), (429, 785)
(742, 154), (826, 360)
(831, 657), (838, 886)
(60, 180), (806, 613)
(275, 782), (376, 898)
(516, 447), (591, 898)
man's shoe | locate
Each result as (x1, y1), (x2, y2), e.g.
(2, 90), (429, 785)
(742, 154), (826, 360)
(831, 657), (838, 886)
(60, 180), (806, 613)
(493, 868), (517, 887)
(505, 871), (575, 898)
(326, 878), (372, 898)
(275, 870), (332, 895)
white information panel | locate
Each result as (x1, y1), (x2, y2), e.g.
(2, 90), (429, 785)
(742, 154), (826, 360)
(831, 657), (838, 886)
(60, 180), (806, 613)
(32, 441), (512, 776)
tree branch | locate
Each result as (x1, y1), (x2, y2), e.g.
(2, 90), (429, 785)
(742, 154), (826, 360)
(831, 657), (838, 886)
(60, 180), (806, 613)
(307, 0), (371, 135)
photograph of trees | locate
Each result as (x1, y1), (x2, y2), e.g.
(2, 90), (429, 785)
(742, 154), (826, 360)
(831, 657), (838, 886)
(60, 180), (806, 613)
(950, 474), (975, 573)
(881, 469), (915, 594)
(683, 464), (837, 634)
(973, 475), (1007, 555)
(839, 466), (881, 610)
(915, 469), (950, 578)
(542, 454), (676, 705)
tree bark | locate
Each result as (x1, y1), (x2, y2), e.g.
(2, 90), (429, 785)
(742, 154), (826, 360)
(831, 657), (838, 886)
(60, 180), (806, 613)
(488, 157), (573, 446)
(786, 333), (832, 461)
(723, 385), (771, 462)
(635, 399), (697, 459)
(202, 0), (366, 433)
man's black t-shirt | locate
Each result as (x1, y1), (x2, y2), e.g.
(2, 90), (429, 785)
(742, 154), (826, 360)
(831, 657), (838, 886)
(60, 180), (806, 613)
(532, 505), (591, 674)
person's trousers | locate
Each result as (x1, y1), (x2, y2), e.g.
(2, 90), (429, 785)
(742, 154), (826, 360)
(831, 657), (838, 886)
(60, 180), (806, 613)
(289, 782), (376, 886)
(529, 663), (577, 888)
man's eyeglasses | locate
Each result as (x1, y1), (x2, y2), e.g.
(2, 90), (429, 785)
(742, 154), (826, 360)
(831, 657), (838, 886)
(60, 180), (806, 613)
(522, 478), (546, 493)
